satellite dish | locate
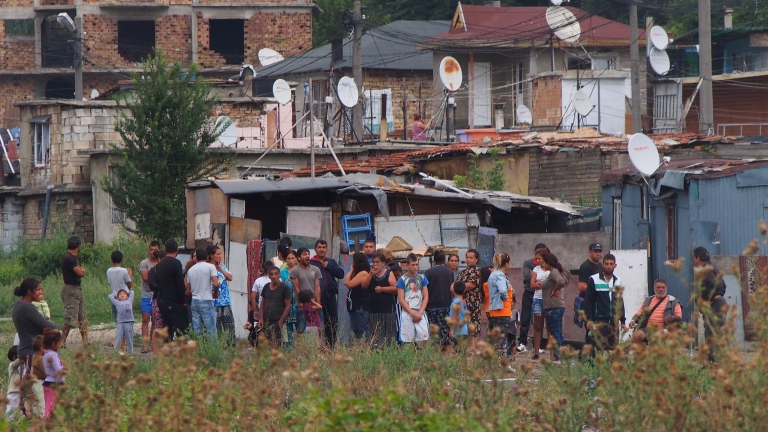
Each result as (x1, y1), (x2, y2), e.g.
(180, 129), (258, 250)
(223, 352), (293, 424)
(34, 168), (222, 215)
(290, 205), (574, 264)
(628, 133), (661, 176)
(550, 0), (564, 5)
(90, 89), (99, 99)
(546, 6), (581, 43)
(572, 90), (594, 116)
(650, 25), (669, 50)
(649, 47), (671, 75)
(272, 79), (291, 105)
(258, 48), (284, 66)
(216, 116), (238, 147)
(56, 13), (76, 33)
(516, 105), (532, 124)
(439, 56), (463, 91)
(337, 76), (359, 108)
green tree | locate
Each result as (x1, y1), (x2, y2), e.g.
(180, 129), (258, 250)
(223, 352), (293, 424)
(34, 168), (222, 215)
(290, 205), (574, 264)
(100, 52), (228, 241)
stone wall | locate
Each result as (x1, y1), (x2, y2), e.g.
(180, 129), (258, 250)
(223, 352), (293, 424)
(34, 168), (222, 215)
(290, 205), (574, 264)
(22, 192), (94, 243)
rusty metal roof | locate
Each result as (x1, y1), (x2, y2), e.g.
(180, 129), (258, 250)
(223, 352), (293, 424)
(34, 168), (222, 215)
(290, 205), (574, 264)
(599, 157), (768, 184)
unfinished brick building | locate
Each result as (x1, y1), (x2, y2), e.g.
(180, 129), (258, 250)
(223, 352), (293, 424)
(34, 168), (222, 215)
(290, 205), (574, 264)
(0, 0), (315, 128)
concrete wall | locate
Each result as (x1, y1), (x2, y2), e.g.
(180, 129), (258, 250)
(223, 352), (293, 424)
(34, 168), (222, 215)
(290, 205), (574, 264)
(89, 154), (132, 244)
(496, 231), (612, 271)
(0, 196), (25, 251)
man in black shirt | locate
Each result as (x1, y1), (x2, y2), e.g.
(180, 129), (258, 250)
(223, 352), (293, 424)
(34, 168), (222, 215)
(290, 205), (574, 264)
(61, 236), (88, 347)
(693, 246), (727, 362)
(424, 250), (455, 349)
(155, 239), (189, 340)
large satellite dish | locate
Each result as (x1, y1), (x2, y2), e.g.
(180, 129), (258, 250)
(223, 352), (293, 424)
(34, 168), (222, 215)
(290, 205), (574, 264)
(628, 133), (661, 176)
(216, 116), (238, 147)
(337, 76), (359, 108)
(650, 26), (669, 50)
(258, 48), (284, 66)
(272, 79), (291, 105)
(56, 13), (76, 32)
(550, 0), (564, 5)
(649, 47), (671, 75)
(516, 105), (532, 124)
(572, 90), (594, 116)
(546, 6), (581, 43)
(439, 56), (463, 91)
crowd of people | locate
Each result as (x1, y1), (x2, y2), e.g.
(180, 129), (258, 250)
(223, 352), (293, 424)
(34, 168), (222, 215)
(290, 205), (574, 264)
(7, 233), (729, 420)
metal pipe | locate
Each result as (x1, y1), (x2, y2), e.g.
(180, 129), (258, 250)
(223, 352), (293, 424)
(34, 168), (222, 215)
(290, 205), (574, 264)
(41, 184), (54, 239)
(418, 172), (473, 198)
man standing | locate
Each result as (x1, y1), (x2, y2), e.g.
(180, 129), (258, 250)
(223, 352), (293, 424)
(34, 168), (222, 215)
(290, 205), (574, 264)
(693, 246), (727, 362)
(139, 241), (160, 352)
(186, 249), (220, 337)
(363, 239), (376, 264)
(582, 253), (625, 352)
(518, 243), (546, 352)
(290, 247), (321, 339)
(577, 243), (603, 331)
(156, 239), (189, 340)
(310, 240), (344, 348)
(61, 236), (88, 347)
(424, 250), (454, 350)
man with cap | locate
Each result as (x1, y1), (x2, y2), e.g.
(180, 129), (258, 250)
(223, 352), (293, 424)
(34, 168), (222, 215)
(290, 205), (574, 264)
(693, 246), (727, 362)
(576, 243), (603, 334)
(518, 243), (547, 352)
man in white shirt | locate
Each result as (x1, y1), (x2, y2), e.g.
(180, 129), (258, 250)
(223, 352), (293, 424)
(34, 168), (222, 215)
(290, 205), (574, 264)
(185, 248), (219, 336)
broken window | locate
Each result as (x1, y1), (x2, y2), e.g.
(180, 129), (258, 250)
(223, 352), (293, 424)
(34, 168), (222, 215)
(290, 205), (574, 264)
(42, 15), (74, 68)
(209, 19), (244, 65)
(118, 20), (155, 63)
(32, 117), (51, 168)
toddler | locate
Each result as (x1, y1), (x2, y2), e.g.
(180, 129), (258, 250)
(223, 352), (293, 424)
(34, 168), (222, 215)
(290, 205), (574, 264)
(6, 346), (20, 421)
(298, 290), (322, 339)
(448, 281), (468, 343)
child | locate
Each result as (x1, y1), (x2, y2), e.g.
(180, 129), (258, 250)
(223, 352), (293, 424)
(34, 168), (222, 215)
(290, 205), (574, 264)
(30, 336), (46, 418)
(298, 290), (322, 340)
(108, 289), (135, 354)
(42, 328), (65, 418)
(107, 250), (133, 323)
(6, 346), (21, 421)
(32, 296), (51, 321)
(389, 262), (403, 280)
(396, 253), (430, 345)
(448, 281), (468, 343)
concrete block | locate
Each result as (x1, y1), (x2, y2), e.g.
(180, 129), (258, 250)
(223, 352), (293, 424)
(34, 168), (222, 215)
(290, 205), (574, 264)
(96, 117), (114, 125)
(80, 117), (95, 125)
(75, 109), (87, 117)
(90, 108), (103, 117)
(73, 125), (89, 134)
(73, 141), (91, 150)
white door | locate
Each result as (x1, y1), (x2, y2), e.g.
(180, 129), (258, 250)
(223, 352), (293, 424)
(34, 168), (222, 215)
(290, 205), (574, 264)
(473, 62), (492, 127)
(227, 241), (249, 339)
(611, 249), (648, 341)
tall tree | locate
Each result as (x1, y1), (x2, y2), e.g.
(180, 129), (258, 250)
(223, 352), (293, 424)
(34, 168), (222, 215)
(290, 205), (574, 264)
(100, 51), (228, 241)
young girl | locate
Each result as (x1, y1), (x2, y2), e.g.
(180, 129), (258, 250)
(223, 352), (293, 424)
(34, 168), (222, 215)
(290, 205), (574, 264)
(530, 246), (550, 360)
(108, 289), (135, 354)
(298, 290), (322, 341)
(42, 328), (64, 418)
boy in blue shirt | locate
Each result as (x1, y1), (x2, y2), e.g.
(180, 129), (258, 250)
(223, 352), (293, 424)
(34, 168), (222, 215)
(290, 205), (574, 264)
(449, 281), (468, 343)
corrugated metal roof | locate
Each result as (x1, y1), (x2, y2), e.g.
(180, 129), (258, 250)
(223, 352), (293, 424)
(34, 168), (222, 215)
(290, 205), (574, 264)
(599, 157), (768, 184)
(213, 177), (350, 195)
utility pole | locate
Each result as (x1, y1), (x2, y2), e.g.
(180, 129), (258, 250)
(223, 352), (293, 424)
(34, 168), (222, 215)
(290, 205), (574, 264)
(74, 16), (83, 101)
(309, 77), (315, 177)
(629, 3), (641, 133)
(352, 1), (363, 142)
(698, 0), (714, 134)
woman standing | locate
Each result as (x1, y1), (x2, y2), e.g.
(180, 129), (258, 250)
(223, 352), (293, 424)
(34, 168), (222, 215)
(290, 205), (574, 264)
(207, 246), (235, 345)
(529, 246), (550, 360)
(364, 252), (399, 347)
(539, 251), (568, 362)
(280, 249), (299, 345)
(447, 254), (460, 279)
(457, 249), (482, 348)
(12, 278), (56, 413)
(486, 253), (516, 359)
(343, 252), (371, 341)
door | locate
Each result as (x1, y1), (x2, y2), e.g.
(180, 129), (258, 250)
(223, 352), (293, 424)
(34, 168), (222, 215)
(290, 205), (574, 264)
(611, 249), (649, 341)
(653, 82), (682, 133)
(473, 62), (492, 127)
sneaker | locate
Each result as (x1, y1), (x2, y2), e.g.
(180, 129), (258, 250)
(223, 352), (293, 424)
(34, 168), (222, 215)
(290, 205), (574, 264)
(538, 349), (545, 354)
(517, 344), (527, 352)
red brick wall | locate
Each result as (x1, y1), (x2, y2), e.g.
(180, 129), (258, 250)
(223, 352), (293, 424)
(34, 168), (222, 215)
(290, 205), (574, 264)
(0, 21), (36, 71)
(197, 13), (227, 68)
(244, 13), (311, 65)
(362, 70), (435, 137)
(0, 77), (36, 128)
(84, 76), (121, 100)
(213, 102), (263, 128)
(531, 75), (562, 128)
(156, 15), (192, 64)
(3, 0), (33, 6)
(23, 193), (94, 243)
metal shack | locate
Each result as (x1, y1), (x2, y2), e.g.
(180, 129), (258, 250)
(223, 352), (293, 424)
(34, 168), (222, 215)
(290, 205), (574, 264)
(600, 158), (768, 343)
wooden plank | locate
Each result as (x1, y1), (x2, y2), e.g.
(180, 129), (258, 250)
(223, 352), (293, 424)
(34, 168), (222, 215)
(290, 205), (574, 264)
(209, 188), (228, 224)
(229, 216), (246, 244)
(245, 219), (262, 241)
(678, 77), (703, 132)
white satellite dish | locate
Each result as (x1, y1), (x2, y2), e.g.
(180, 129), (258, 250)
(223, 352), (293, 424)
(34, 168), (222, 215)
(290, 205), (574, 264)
(546, 6), (581, 43)
(90, 89), (99, 99)
(258, 48), (284, 66)
(628, 133), (661, 176)
(649, 47), (671, 75)
(439, 56), (463, 91)
(56, 13), (76, 32)
(650, 25), (669, 50)
(516, 105), (532, 124)
(216, 116), (238, 147)
(572, 90), (594, 116)
(337, 76), (359, 108)
(272, 79), (291, 105)
(550, 0), (564, 5)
